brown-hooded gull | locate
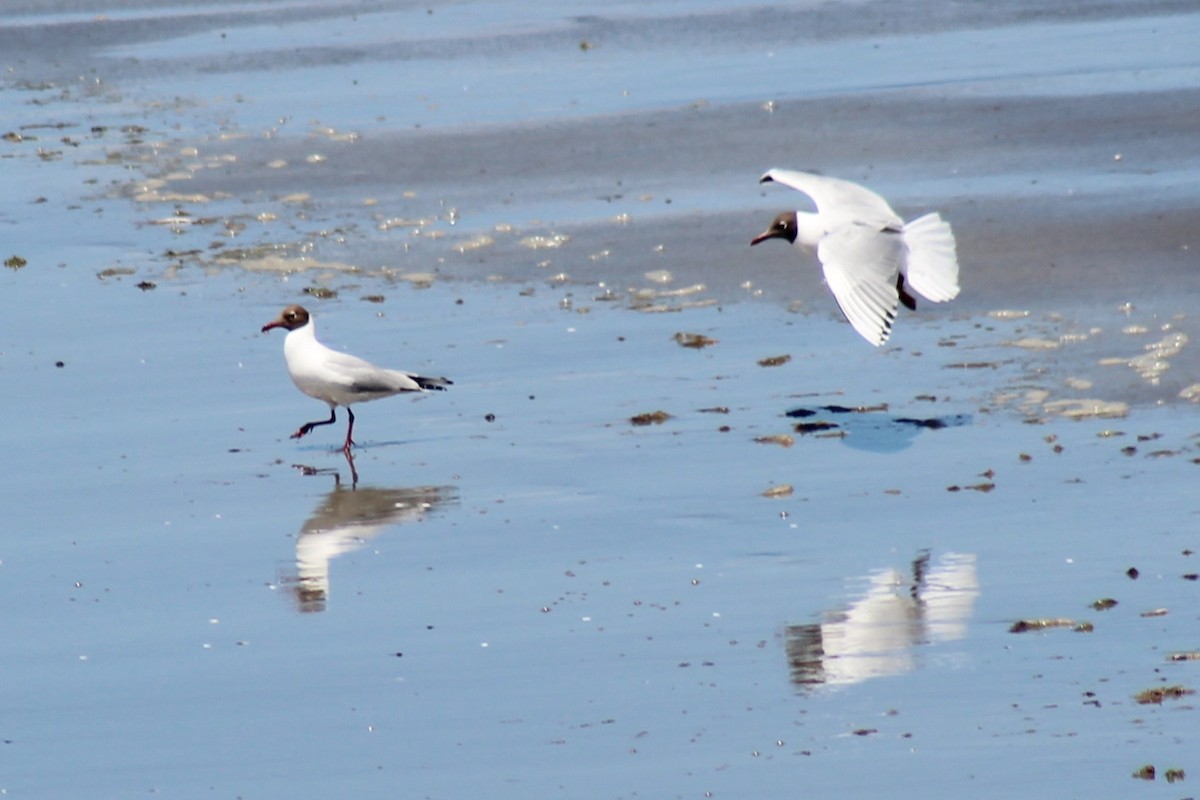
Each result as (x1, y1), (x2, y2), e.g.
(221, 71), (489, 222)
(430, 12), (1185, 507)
(751, 168), (960, 345)
(261, 305), (451, 453)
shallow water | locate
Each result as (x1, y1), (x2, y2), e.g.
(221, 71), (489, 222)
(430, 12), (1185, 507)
(3, 1), (1199, 797)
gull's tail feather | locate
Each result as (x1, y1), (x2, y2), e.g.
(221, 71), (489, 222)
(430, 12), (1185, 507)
(902, 212), (960, 303)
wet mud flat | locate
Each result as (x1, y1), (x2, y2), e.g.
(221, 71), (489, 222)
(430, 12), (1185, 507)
(4, 267), (1199, 798)
(3, 1), (1200, 797)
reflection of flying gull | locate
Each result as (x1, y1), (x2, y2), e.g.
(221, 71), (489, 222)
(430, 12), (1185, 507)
(751, 169), (961, 346)
(286, 484), (458, 613)
(261, 305), (451, 453)
(786, 551), (978, 688)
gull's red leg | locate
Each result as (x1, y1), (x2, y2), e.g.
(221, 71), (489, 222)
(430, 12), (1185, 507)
(292, 408), (337, 440)
(342, 407), (357, 453)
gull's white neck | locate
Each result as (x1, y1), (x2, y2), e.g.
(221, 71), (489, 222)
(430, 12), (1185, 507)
(794, 212), (827, 248)
(284, 319), (320, 357)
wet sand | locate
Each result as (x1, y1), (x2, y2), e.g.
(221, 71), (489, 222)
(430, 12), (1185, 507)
(8, 1), (1198, 402)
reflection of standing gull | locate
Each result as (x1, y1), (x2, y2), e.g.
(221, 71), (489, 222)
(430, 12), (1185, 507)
(283, 483), (458, 613)
(786, 551), (978, 688)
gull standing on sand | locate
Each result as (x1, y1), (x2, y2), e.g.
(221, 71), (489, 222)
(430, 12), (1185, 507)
(750, 168), (961, 346)
(261, 305), (451, 453)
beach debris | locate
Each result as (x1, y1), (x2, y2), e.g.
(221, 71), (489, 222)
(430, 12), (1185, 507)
(136, 280), (157, 291)
(1099, 332), (1189, 384)
(5, 254), (27, 270)
(754, 434), (794, 448)
(1007, 337), (1061, 350)
(793, 420), (839, 435)
(697, 406), (729, 414)
(944, 361), (1000, 369)
(396, 272), (437, 287)
(212, 247), (360, 274)
(1008, 618), (1093, 633)
(1126, 567), (1140, 579)
(519, 233), (570, 250)
(97, 267), (137, 279)
(673, 332), (717, 349)
(757, 354), (791, 367)
(988, 309), (1030, 320)
(629, 411), (671, 426)
(1133, 685), (1194, 705)
(787, 403), (886, 416)
(1090, 598), (1118, 611)
(302, 286), (337, 299)
(1167, 651), (1200, 661)
(761, 484), (793, 498)
(946, 481), (994, 493)
(628, 282), (715, 313)
(948, 469), (996, 492)
(313, 126), (359, 142)
(454, 233), (494, 253)
(376, 215), (434, 232)
(1140, 608), (1168, 618)
(1134, 765), (1185, 783)
(1132, 765), (1156, 781)
(895, 416), (959, 429)
(1043, 398), (1129, 419)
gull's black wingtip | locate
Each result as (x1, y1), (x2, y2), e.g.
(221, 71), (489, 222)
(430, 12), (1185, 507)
(416, 375), (453, 391)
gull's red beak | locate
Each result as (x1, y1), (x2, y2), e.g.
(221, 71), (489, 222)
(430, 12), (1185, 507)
(750, 229), (776, 246)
